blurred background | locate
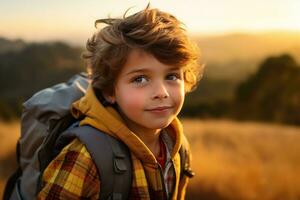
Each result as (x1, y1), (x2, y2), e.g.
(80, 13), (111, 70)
(0, 0), (300, 199)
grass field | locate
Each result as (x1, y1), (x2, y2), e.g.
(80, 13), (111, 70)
(0, 119), (300, 199)
(0, 121), (19, 199)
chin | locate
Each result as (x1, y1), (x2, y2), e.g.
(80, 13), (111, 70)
(146, 118), (173, 129)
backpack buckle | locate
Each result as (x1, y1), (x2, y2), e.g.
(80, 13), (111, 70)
(183, 167), (195, 178)
(114, 154), (128, 174)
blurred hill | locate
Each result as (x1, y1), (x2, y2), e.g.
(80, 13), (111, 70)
(183, 53), (300, 125)
(0, 37), (26, 54)
(0, 40), (84, 119)
(0, 31), (300, 124)
(234, 54), (300, 124)
(182, 31), (300, 123)
(194, 31), (300, 82)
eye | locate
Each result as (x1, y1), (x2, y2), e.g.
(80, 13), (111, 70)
(166, 73), (181, 81)
(132, 75), (148, 84)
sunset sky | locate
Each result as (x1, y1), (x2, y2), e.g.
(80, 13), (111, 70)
(1, 0), (299, 45)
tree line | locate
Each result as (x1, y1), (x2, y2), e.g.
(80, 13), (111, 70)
(183, 54), (300, 125)
(0, 40), (84, 119)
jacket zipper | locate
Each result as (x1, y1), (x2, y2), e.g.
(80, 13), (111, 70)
(158, 158), (176, 200)
(158, 163), (168, 200)
(170, 159), (177, 199)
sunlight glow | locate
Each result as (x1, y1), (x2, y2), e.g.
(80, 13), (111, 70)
(0, 0), (299, 44)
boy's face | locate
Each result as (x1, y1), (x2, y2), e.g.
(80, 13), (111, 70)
(108, 49), (185, 133)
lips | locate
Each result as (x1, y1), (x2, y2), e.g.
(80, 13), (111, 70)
(145, 106), (172, 112)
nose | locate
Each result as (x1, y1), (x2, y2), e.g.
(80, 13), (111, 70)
(152, 82), (169, 99)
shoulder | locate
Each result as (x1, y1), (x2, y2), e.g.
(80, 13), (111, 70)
(38, 138), (100, 199)
(61, 137), (92, 158)
(48, 138), (99, 179)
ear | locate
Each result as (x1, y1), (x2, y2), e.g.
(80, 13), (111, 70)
(102, 92), (116, 104)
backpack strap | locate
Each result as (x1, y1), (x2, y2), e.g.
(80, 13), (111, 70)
(57, 126), (132, 200)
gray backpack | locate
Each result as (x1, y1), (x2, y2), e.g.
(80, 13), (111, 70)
(4, 73), (193, 200)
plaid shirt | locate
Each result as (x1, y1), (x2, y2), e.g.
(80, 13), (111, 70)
(37, 136), (177, 200)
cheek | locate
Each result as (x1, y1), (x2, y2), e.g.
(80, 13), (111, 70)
(115, 87), (145, 113)
(171, 83), (185, 108)
(177, 93), (185, 113)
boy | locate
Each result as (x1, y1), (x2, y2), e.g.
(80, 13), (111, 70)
(37, 5), (202, 200)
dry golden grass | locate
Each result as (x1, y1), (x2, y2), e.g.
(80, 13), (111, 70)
(0, 119), (300, 199)
(0, 121), (19, 158)
(0, 121), (19, 199)
(182, 119), (300, 200)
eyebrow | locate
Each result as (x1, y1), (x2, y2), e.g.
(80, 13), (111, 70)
(125, 68), (150, 76)
(125, 66), (181, 76)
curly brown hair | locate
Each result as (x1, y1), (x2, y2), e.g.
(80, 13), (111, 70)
(82, 5), (203, 95)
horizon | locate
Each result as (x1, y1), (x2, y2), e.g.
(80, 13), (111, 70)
(1, 30), (300, 47)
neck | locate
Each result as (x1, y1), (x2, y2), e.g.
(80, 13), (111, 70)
(123, 118), (162, 157)
(135, 128), (161, 153)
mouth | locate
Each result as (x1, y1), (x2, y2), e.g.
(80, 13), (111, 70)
(145, 106), (173, 112)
